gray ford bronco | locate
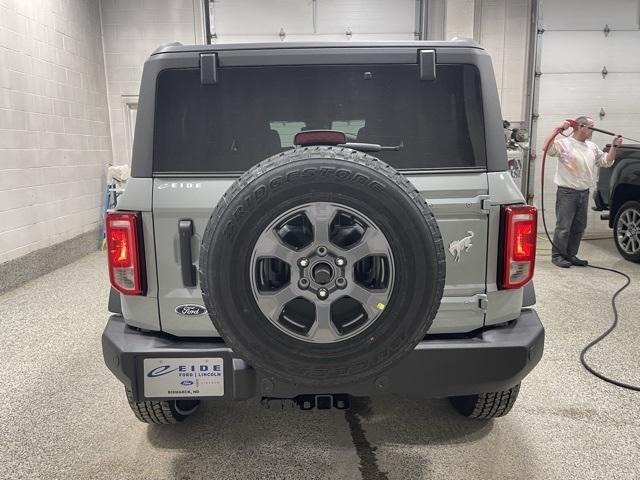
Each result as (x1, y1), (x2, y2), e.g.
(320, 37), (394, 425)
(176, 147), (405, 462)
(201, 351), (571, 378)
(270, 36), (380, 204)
(102, 41), (544, 424)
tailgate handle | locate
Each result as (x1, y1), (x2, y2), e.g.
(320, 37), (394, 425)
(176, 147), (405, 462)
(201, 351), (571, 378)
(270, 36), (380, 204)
(179, 219), (197, 287)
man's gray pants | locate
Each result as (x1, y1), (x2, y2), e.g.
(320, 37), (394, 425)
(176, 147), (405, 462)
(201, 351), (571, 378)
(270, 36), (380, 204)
(552, 186), (589, 260)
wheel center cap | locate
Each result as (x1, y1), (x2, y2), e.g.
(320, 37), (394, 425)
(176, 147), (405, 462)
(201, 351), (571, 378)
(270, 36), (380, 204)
(312, 262), (333, 285)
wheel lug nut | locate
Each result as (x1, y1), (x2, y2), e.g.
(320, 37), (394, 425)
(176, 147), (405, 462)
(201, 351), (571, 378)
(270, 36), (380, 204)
(317, 246), (327, 257)
(298, 258), (309, 268)
(317, 288), (328, 299)
(335, 257), (346, 267)
(335, 277), (346, 289)
(298, 278), (310, 290)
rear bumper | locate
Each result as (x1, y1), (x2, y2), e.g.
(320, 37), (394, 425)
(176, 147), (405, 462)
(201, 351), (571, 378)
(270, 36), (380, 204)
(103, 309), (544, 402)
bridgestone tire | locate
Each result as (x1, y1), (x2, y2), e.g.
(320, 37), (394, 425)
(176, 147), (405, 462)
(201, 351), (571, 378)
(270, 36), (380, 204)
(126, 388), (199, 424)
(613, 200), (640, 262)
(449, 383), (521, 419)
(199, 146), (445, 387)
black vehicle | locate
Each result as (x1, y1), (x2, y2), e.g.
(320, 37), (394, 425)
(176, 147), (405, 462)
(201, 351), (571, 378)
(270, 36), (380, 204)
(593, 144), (640, 262)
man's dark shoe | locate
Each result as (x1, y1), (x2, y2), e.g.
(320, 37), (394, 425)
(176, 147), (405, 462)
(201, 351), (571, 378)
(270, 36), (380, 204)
(569, 256), (588, 267)
(552, 257), (572, 268)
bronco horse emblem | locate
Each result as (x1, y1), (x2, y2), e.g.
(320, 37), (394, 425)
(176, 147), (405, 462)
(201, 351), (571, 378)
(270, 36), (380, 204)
(448, 231), (474, 262)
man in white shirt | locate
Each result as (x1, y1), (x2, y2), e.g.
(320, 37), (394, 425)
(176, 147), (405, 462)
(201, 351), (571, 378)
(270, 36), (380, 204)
(543, 116), (623, 268)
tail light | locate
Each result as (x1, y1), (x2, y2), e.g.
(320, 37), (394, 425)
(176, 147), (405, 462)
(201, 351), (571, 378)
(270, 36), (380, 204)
(499, 205), (537, 289)
(106, 211), (145, 295)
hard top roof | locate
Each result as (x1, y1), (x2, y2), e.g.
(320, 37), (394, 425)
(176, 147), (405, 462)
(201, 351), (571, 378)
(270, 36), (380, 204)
(151, 39), (483, 56)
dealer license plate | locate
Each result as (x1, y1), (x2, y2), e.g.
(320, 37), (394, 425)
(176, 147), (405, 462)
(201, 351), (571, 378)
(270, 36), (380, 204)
(143, 357), (224, 398)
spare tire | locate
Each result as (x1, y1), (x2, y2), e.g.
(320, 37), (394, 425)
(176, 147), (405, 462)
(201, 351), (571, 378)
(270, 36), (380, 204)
(199, 146), (445, 387)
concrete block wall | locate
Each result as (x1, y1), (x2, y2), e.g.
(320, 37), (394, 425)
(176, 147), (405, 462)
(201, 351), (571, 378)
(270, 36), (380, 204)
(0, 0), (532, 272)
(0, 0), (112, 264)
(444, 0), (530, 122)
(100, 0), (204, 166)
(445, 0), (475, 40)
(477, 0), (530, 122)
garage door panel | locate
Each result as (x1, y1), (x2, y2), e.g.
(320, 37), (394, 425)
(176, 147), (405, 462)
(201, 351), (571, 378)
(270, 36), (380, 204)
(541, 31), (640, 73)
(318, 33), (415, 41)
(214, 0), (314, 35)
(316, 0), (415, 35)
(214, 33), (416, 44)
(532, 114), (635, 236)
(535, 114), (640, 152)
(536, 1), (640, 236)
(536, 115), (640, 162)
(214, 35), (307, 43)
(538, 74), (640, 114)
(542, 0), (640, 30)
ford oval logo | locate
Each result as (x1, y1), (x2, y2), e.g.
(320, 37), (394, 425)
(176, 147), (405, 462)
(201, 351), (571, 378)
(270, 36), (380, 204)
(175, 304), (207, 316)
(180, 380), (194, 386)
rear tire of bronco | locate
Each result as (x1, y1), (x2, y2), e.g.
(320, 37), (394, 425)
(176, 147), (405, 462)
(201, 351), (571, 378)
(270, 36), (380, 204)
(199, 146), (445, 388)
(126, 389), (200, 424)
(613, 201), (640, 262)
(448, 383), (521, 419)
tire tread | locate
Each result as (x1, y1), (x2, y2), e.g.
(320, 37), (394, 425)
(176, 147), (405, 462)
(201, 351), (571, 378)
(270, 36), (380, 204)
(199, 146), (446, 386)
(125, 388), (181, 424)
(451, 383), (521, 419)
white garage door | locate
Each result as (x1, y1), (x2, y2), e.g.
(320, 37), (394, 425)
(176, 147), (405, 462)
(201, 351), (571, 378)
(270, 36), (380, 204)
(534, 0), (640, 235)
(208, 0), (418, 43)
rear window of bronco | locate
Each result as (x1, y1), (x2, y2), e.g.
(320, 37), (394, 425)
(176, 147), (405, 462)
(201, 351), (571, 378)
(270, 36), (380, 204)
(153, 63), (486, 174)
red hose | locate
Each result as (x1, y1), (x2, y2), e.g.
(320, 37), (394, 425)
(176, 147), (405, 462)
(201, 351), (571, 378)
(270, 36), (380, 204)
(539, 128), (562, 247)
(538, 128), (638, 392)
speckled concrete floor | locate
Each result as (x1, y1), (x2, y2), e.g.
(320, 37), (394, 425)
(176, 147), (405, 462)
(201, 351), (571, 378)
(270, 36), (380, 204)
(0, 239), (639, 480)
